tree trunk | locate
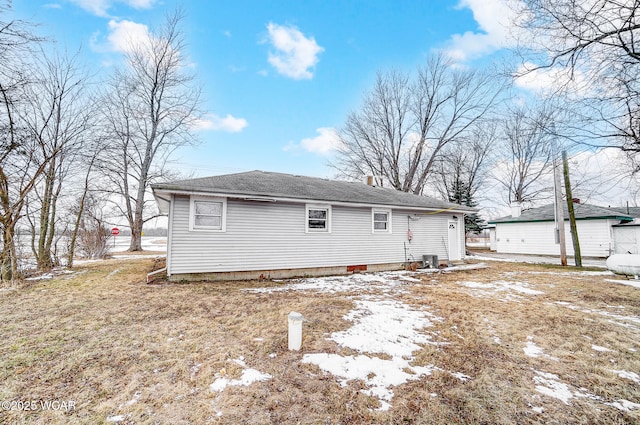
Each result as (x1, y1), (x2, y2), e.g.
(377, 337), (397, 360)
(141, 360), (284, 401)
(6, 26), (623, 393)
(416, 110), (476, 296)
(128, 221), (143, 251)
(36, 163), (55, 270)
(1, 220), (17, 281)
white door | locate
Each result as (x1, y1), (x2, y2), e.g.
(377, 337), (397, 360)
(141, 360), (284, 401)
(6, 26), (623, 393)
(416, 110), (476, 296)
(448, 220), (461, 261)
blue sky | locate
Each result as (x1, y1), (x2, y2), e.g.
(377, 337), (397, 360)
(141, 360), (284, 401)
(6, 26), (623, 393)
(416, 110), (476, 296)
(12, 0), (639, 211)
(12, 0), (509, 179)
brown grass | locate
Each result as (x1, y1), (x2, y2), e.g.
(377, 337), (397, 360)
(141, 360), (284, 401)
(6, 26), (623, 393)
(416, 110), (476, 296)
(0, 259), (638, 424)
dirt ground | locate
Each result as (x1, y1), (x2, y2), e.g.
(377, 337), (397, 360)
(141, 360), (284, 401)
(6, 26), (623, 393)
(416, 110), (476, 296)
(0, 258), (638, 424)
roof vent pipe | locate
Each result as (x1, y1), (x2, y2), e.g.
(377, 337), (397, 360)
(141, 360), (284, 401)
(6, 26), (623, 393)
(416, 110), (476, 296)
(366, 175), (374, 186)
(511, 203), (522, 218)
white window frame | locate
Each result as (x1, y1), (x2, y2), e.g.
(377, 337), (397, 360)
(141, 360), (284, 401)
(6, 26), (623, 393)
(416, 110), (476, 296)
(372, 208), (392, 233)
(189, 196), (227, 232)
(305, 204), (332, 233)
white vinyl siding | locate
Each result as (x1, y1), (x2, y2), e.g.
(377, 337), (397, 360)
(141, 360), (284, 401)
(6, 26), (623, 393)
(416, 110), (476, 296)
(372, 209), (392, 233)
(167, 196), (457, 275)
(494, 219), (615, 258)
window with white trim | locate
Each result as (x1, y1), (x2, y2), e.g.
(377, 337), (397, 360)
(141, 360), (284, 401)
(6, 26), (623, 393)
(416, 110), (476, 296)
(190, 197), (227, 231)
(306, 205), (331, 233)
(372, 209), (392, 233)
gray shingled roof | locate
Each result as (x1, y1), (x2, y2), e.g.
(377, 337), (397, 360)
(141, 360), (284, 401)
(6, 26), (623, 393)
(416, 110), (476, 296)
(616, 206), (640, 218)
(489, 203), (633, 224)
(152, 170), (474, 212)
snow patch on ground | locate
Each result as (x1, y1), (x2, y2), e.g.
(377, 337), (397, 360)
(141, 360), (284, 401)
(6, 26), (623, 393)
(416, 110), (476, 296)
(330, 299), (442, 357)
(524, 336), (558, 361)
(533, 370), (574, 404)
(611, 369), (640, 384)
(482, 318), (501, 344)
(302, 353), (440, 411)
(604, 279), (640, 289)
(591, 344), (614, 352)
(210, 368), (272, 392)
(120, 391), (141, 408)
(23, 267), (86, 281)
(533, 369), (640, 412)
(245, 272), (412, 295)
(458, 280), (544, 301)
(209, 357), (272, 393)
(302, 297), (451, 411)
(246, 265), (489, 296)
(527, 270), (613, 277)
(610, 399), (640, 412)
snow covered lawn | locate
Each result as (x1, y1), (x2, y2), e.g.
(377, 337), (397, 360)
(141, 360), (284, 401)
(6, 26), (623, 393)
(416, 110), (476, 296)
(1, 258), (638, 424)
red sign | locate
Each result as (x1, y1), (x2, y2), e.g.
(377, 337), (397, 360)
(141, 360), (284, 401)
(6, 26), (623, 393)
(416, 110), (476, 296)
(111, 227), (120, 236)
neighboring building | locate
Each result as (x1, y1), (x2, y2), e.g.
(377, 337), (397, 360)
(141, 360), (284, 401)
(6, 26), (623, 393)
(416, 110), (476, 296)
(488, 202), (634, 258)
(151, 170), (474, 281)
(612, 222), (640, 254)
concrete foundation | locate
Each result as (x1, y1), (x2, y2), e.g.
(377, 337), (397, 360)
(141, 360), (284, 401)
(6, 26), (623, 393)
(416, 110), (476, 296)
(168, 262), (406, 282)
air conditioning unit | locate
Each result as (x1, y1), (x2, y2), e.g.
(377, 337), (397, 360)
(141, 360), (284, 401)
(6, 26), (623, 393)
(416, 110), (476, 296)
(422, 254), (438, 268)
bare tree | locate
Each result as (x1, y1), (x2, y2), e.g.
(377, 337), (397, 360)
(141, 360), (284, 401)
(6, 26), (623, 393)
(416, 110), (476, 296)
(66, 145), (101, 268)
(492, 102), (557, 206)
(0, 2), (48, 280)
(514, 0), (640, 163)
(516, 0), (640, 74)
(97, 9), (200, 251)
(20, 50), (94, 271)
(333, 54), (504, 194)
(73, 192), (111, 260)
(431, 122), (497, 233)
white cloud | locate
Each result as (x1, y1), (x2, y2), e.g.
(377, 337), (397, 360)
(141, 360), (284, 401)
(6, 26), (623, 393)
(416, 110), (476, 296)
(105, 19), (150, 53)
(445, 0), (522, 63)
(69, 0), (155, 17)
(513, 62), (590, 97)
(265, 23), (324, 80)
(285, 128), (342, 155)
(192, 114), (248, 133)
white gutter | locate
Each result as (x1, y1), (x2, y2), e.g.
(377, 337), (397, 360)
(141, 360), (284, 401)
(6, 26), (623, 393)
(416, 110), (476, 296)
(152, 188), (474, 215)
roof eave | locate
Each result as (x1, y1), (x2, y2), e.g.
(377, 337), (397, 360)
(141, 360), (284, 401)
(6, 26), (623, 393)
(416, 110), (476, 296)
(489, 215), (632, 224)
(152, 187), (474, 214)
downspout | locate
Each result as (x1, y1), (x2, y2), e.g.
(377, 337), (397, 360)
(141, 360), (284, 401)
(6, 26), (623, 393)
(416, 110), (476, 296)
(166, 193), (174, 277)
(146, 267), (167, 284)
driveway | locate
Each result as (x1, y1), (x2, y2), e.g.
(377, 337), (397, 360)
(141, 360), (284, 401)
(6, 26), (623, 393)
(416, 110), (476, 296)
(466, 249), (608, 268)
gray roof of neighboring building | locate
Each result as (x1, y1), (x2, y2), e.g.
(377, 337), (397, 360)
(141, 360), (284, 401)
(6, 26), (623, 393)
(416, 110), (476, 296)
(152, 170), (474, 212)
(488, 203), (634, 224)
(612, 206), (640, 218)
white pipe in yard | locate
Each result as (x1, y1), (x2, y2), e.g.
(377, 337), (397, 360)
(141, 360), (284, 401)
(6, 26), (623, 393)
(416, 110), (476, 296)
(288, 311), (303, 351)
(146, 267), (167, 284)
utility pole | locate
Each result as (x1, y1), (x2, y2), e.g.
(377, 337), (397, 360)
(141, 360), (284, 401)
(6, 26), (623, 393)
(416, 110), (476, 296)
(563, 151), (582, 267)
(553, 154), (567, 266)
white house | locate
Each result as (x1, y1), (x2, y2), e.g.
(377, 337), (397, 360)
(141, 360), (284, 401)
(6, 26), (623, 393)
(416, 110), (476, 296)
(488, 202), (634, 258)
(151, 170), (473, 281)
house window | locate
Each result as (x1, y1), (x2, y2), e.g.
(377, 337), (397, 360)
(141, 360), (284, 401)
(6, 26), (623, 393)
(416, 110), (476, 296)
(190, 197), (227, 231)
(306, 205), (331, 233)
(372, 209), (392, 233)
